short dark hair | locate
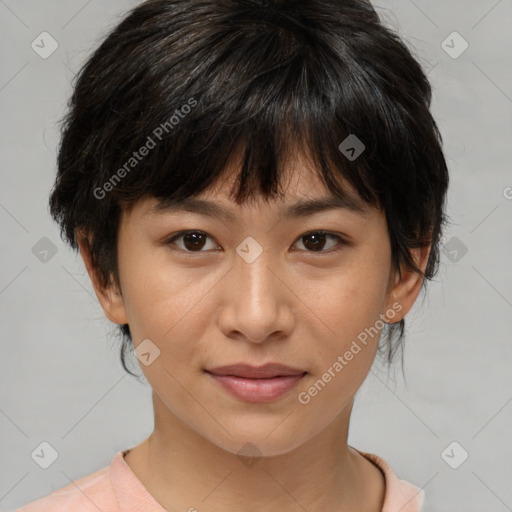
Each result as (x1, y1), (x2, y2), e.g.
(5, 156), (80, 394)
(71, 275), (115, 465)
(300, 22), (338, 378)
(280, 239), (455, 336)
(50, 0), (449, 377)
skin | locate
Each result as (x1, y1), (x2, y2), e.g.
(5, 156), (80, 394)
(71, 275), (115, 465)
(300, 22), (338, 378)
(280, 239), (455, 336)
(79, 150), (430, 512)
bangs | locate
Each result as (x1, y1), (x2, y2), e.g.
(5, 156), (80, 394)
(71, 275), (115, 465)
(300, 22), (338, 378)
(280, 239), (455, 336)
(77, 1), (429, 216)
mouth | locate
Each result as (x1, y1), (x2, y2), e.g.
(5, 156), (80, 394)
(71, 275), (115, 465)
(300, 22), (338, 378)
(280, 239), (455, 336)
(205, 362), (306, 379)
(205, 363), (307, 403)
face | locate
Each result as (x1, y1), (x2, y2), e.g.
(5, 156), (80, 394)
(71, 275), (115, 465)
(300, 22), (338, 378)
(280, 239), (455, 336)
(83, 152), (427, 457)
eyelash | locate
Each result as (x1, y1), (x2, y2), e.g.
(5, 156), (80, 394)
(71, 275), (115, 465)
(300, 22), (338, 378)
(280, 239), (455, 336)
(163, 230), (348, 255)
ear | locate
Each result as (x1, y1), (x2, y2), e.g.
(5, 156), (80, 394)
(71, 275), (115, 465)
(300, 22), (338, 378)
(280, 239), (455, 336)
(76, 229), (129, 326)
(384, 244), (431, 323)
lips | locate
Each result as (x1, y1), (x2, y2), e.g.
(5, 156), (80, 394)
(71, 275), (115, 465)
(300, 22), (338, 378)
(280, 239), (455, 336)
(206, 362), (306, 379)
(205, 363), (307, 402)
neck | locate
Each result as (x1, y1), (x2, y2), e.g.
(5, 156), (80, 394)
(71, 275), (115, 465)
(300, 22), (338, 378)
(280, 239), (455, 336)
(123, 393), (385, 512)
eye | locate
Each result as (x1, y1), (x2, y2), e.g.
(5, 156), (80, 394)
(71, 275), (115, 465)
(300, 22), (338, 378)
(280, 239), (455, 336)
(165, 230), (219, 252)
(164, 230), (347, 254)
(292, 230), (346, 253)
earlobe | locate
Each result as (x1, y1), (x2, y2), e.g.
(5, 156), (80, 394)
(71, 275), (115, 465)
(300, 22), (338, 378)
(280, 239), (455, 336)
(76, 229), (129, 326)
(385, 245), (431, 322)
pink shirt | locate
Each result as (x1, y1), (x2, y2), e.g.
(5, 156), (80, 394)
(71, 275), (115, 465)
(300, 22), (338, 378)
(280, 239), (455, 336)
(15, 448), (425, 511)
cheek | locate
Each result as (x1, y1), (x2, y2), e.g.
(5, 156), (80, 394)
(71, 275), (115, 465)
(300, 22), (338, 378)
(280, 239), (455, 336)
(302, 244), (392, 383)
(117, 244), (218, 363)
(297, 279), (386, 417)
(315, 260), (390, 339)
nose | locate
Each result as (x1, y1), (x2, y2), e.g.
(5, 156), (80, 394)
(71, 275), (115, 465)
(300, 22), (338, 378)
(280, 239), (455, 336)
(218, 246), (294, 344)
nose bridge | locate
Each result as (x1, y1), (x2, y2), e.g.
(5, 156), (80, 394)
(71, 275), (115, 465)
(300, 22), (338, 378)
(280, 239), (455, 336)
(239, 246), (274, 303)
(221, 236), (291, 342)
(237, 238), (278, 310)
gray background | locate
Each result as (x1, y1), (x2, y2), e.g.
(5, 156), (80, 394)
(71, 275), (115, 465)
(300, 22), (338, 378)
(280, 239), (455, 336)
(1, 1), (511, 511)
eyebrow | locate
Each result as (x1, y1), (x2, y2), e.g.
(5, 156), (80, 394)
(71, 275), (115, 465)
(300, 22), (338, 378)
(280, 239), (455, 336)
(146, 194), (368, 221)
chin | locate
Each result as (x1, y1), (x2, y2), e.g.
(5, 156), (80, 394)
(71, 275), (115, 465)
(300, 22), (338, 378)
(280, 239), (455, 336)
(198, 421), (313, 459)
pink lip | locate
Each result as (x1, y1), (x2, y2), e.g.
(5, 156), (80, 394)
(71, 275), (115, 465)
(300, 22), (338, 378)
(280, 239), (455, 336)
(206, 372), (306, 403)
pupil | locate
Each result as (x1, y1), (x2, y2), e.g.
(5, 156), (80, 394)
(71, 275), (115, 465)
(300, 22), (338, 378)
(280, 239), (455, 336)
(304, 233), (325, 251)
(184, 232), (204, 250)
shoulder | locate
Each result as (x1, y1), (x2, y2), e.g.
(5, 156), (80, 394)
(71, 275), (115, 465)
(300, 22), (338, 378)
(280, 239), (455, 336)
(13, 462), (119, 512)
(355, 449), (426, 512)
